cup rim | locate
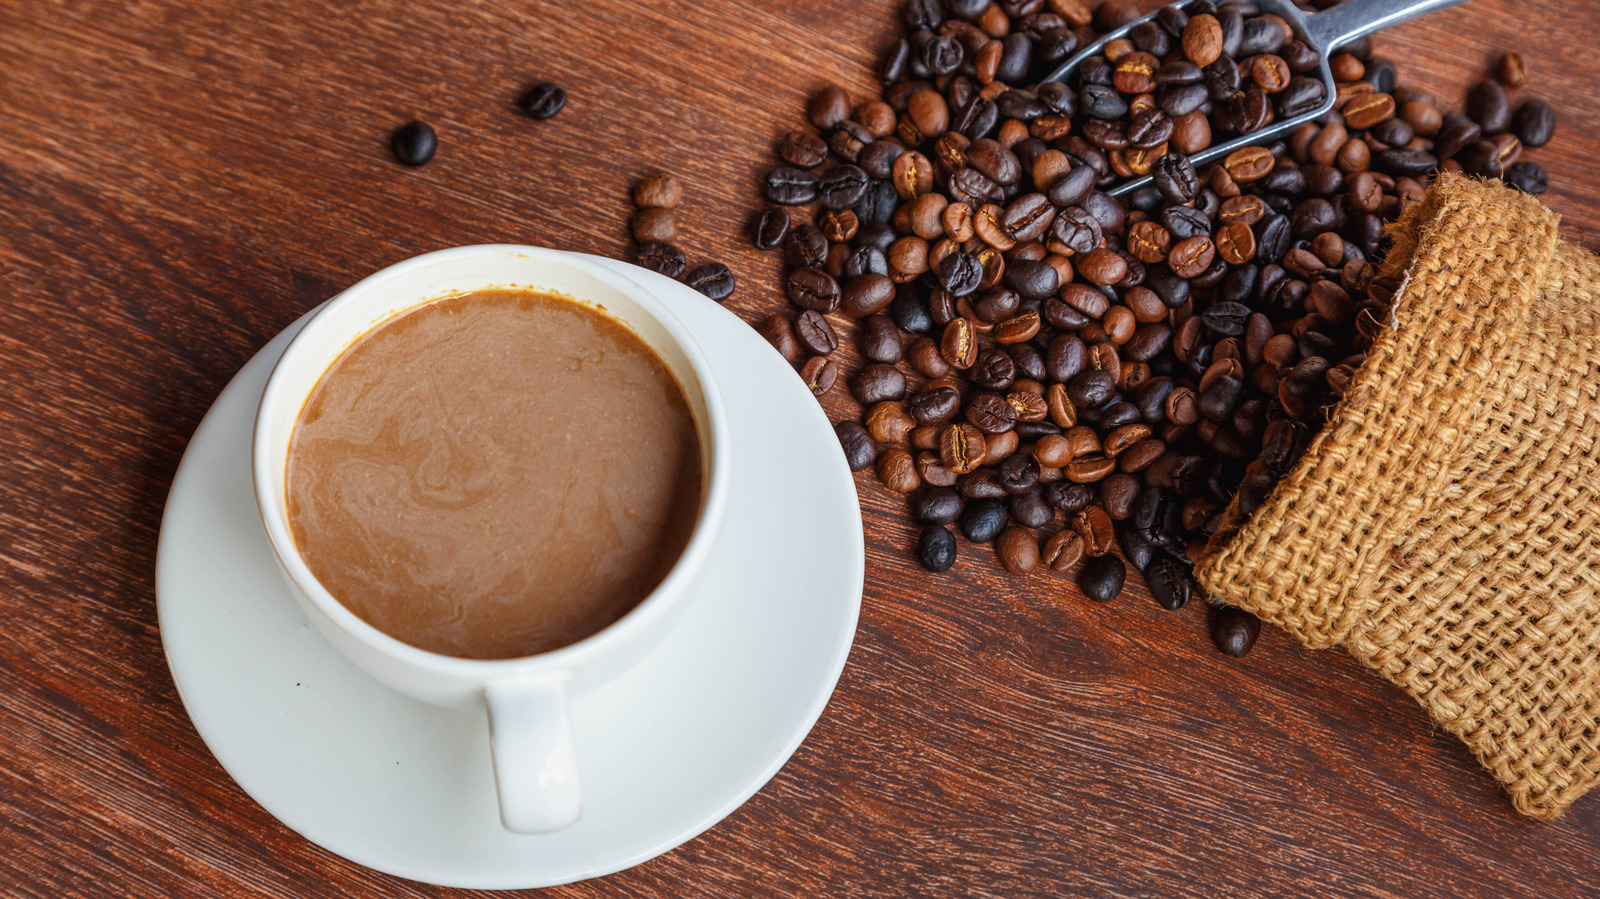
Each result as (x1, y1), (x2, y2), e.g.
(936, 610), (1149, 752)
(251, 244), (730, 678)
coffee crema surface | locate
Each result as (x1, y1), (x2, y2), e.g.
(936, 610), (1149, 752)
(286, 288), (702, 659)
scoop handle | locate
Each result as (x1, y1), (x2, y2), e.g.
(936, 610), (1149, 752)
(486, 678), (581, 833)
(1302, 0), (1472, 51)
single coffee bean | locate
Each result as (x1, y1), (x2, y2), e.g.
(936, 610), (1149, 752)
(1042, 529), (1084, 572)
(631, 207), (677, 244)
(853, 363), (907, 405)
(1497, 52), (1527, 88)
(877, 447), (920, 494)
(996, 526), (1040, 574)
(817, 165), (871, 210)
(909, 386), (961, 426)
(917, 525), (958, 572)
(765, 167), (821, 205)
(841, 273), (896, 318)
(801, 356), (838, 395)
(835, 421), (877, 471)
(795, 310), (839, 356)
(634, 242), (686, 279)
(1078, 554), (1126, 602)
(1506, 160), (1548, 195)
(1210, 606), (1262, 656)
(1512, 99), (1556, 148)
(633, 172), (681, 208)
(1466, 79), (1511, 134)
(679, 264), (732, 303)
(860, 314), (904, 362)
(520, 82), (567, 119)
(940, 423), (987, 474)
(809, 85), (851, 130)
(751, 207), (791, 251)
(913, 486), (964, 525)
(960, 497), (1009, 543)
(941, 317), (980, 369)
(1146, 556), (1194, 610)
(390, 121), (437, 166)
(786, 268), (841, 313)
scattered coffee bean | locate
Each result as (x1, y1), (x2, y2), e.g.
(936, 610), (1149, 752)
(634, 172), (682, 209)
(520, 82), (567, 120)
(391, 121), (437, 167)
(835, 421), (877, 472)
(634, 242), (686, 278)
(801, 356), (838, 395)
(1078, 554), (1126, 603)
(918, 525), (958, 572)
(1210, 605), (1262, 656)
(632, 207), (677, 244)
(684, 263), (735, 301)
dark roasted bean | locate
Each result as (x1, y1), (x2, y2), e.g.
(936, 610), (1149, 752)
(520, 82), (567, 119)
(390, 120), (437, 166)
(1078, 554), (1126, 603)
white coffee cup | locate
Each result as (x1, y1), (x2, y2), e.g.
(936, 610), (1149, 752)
(251, 246), (729, 834)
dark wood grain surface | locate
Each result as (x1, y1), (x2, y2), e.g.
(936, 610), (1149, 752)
(3, 0), (1599, 896)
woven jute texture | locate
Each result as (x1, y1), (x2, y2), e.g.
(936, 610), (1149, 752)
(1195, 174), (1600, 820)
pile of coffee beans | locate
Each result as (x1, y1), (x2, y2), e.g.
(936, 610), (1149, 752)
(628, 173), (738, 301)
(747, 0), (1560, 657)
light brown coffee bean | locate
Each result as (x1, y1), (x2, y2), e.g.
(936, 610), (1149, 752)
(877, 447), (920, 494)
(631, 207), (677, 244)
(916, 451), (958, 487)
(1167, 235), (1216, 279)
(801, 356), (837, 395)
(1046, 383), (1077, 428)
(1215, 221), (1256, 265)
(1223, 146), (1274, 182)
(1344, 93), (1396, 130)
(940, 317), (980, 369)
(633, 172), (681, 208)
(1073, 505), (1116, 556)
(1182, 14), (1223, 67)
(866, 401), (916, 444)
(1042, 529), (1085, 572)
(995, 311), (1042, 344)
(996, 526), (1040, 574)
(939, 423), (986, 474)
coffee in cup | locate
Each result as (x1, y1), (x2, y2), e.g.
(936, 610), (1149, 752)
(284, 287), (703, 660)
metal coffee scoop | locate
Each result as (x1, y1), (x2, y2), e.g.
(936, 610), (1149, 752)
(1042, 0), (1470, 196)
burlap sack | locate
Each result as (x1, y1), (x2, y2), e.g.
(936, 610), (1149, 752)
(1195, 174), (1600, 820)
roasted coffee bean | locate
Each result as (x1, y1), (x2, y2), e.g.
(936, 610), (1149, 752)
(996, 526), (1040, 574)
(841, 273), (896, 318)
(390, 120), (437, 166)
(1506, 160), (1548, 195)
(634, 242), (686, 278)
(778, 130), (828, 168)
(1011, 491), (1054, 529)
(683, 263), (735, 301)
(783, 224), (829, 270)
(1042, 529), (1084, 572)
(802, 357), (838, 395)
(765, 167), (821, 205)
(967, 392), (1017, 434)
(751, 207), (791, 250)
(1146, 556), (1193, 610)
(1210, 606), (1262, 656)
(941, 317), (980, 369)
(1466, 79), (1511, 134)
(520, 82), (567, 119)
(1497, 51), (1527, 88)
(960, 497), (1009, 543)
(853, 363), (907, 405)
(910, 385), (962, 426)
(938, 252), (985, 297)
(941, 423), (987, 474)
(913, 487), (965, 525)
(1512, 99), (1556, 148)
(795, 310), (839, 356)
(786, 268), (841, 313)
(835, 420), (877, 471)
(856, 313), (902, 362)
(1078, 554), (1126, 602)
(918, 525), (958, 572)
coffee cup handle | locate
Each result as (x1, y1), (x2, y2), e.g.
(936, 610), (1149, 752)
(485, 678), (581, 833)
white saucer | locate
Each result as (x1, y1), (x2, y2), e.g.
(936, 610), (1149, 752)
(155, 257), (864, 889)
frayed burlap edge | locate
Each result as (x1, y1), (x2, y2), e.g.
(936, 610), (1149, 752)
(1195, 175), (1600, 819)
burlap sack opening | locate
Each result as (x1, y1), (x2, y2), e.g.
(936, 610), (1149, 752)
(1195, 174), (1600, 820)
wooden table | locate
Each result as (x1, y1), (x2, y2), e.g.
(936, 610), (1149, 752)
(3, 0), (1598, 895)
